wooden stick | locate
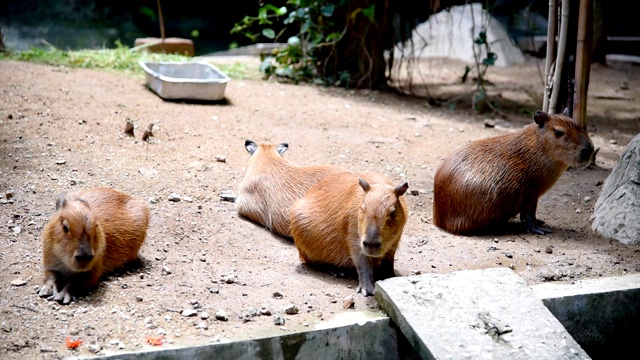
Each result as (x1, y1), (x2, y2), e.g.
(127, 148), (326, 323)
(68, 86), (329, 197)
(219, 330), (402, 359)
(543, 0), (557, 112)
(574, 0), (593, 129)
(549, 0), (570, 114)
(157, 0), (166, 52)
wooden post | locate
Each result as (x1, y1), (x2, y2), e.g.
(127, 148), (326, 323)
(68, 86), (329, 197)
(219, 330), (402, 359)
(157, 0), (166, 52)
(549, 0), (571, 114)
(574, 0), (593, 129)
(543, 0), (557, 113)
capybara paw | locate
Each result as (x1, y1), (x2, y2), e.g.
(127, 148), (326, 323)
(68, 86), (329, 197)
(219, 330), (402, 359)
(356, 283), (375, 297)
(527, 222), (552, 235)
(38, 283), (56, 298)
(51, 287), (77, 305)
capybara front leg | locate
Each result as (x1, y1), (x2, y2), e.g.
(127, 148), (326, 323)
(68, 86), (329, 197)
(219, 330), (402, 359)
(520, 200), (551, 235)
(353, 253), (375, 296)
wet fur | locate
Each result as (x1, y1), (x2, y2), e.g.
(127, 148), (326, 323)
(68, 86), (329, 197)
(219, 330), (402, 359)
(236, 139), (348, 238)
(433, 111), (594, 235)
(290, 172), (409, 296)
(39, 187), (150, 304)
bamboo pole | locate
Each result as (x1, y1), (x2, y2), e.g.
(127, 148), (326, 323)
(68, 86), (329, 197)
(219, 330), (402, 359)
(549, 0), (570, 114)
(574, 0), (593, 129)
(543, 0), (557, 113)
(157, 0), (166, 52)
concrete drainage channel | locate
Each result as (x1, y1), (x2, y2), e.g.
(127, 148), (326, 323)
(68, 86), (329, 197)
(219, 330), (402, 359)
(90, 270), (640, 360)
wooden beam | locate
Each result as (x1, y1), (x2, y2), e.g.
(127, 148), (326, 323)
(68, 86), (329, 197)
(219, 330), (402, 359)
(574, 0), (593, 129)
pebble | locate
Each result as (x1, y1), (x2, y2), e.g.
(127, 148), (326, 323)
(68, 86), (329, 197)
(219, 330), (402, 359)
(342, 295), (355, 309)
(12, 226), (21, 235)
(148, 197), (159, 204)
(88, 343), (102, 353)
(215, 310), (228, 321)
(55, 159), (66, 165)
(11, 279), (27, 286)
(284, 304), (299, 315)
(219, 192), (238, 202)
(182, 196), (193, 203)
(196, 321), (208, 330)
(583, 196), (591, 202)
(168, 193), (181, 202)
(200, 312), (210, 320)
(484, 119), (496, 128)
(273, 316), (285, 326)
(545, 246), (553, 254)
(162, 265), (172, 275)
(5, 191), (14, 199)
(215, 155), (226, 163)
(182, 309), (198, 317)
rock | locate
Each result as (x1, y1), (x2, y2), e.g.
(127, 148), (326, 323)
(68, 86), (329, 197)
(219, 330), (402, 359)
(181, 309), (198, 317)
(55, 159), (66, 165)
(124, 119), (134, 136)
(591, 133), (640, 245)
(284, 304), (299, 315)
(342, 295), (355, 309)
(12, 226), (21, 235)
(168, 193), (181, 202)
(215, 155), (226, 163)
(200, 312), (210, 320)
(484, 119), (496, 128)
(215, 310), (228, 321)
(11, 279), (27, 286)
(138, 168), (158, 178)
(219, 191), (238, 202)
(182, 196), (193, 203)
(88, 343), (102, 353)
(273, 316), (285, 326)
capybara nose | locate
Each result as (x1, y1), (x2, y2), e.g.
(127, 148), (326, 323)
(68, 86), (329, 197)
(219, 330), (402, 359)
(580, 146), (594, 162)
(75, 254), (94, 264)
(362, 241), (381, 249)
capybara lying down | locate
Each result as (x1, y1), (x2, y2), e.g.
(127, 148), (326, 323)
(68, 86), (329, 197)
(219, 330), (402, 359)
(39, 187), (150, 304)
(236, 139), (348, 238)
(433, 110), (594, 235)
(291, 172), (409, 296)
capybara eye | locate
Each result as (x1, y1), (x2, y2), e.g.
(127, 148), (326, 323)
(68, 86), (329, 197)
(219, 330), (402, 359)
(63, 224), (69, 233)
(554, 129), (565, 137)
(389, 207), (396, 219)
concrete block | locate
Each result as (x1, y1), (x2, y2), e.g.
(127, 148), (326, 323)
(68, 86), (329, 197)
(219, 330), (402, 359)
(376, 267), (590, 360)
(533, 273), (640, 360)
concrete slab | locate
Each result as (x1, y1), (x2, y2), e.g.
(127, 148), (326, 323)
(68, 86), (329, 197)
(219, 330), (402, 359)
(533, 273), (640, 360)
(87, 312), (418, 360)
(375, 267), (590, 360)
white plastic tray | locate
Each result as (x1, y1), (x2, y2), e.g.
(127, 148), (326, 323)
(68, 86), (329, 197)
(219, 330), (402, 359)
(139, 61), (231, 101)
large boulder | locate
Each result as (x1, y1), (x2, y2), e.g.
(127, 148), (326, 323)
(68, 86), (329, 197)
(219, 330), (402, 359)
(591, 133), (640, 244)
(395, 3), (526, 67)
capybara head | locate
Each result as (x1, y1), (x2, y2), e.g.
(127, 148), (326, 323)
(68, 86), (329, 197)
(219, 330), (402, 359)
(357, 178), (409, 257)
(533, 111), (594, 167)
(47, 194), (104, 272)
(245, 139), (289, 157)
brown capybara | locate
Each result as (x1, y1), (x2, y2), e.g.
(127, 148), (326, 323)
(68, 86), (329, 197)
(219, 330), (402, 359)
(39, 188), (150, 304)
(433, 110), (594, 235)
(290, 172), (409, 296)
(236, 139), (349, 238)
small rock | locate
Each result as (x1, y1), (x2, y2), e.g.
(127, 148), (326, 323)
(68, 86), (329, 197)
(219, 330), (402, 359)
(124, 119), (134, 136)
(55, 159), (66, 165)
(260, 307), (272, 316)
(484, 119), (496, 128)
(583, 196), (591, 203)
(272, 292), (283, 299)
(162, 265), (172, 275)
(215, 310), (228, 321)
(11, 279), (27, 286)
(509, 264), (516, 270)
(575, 208), (582, 213)
(215, 155), (226, 163)
(5, 191), (14, 199)
(182, 196), (193, 203)
(610, 139), (617, 145)
(284, 304), (299, 315)
(148, 197), (159, 204)
(200, 312), (210, 320)
(409, 189), (419, 196)
(136, 296), (143, 302)
(503, 252), (513, 259)
(273, 316), (285, 326)
(88, 343), (102, 353)
(545, 246), (553, 254)
(138, 168), (158, 178)
(223, 276), (234, 284)
(342, 295), (355, 309)
(182, 309), (198, 317)
(168, 193), (181, 202)
(209, 287), (219, 294)
(12, 226), (21, 235)
(196, 321), (208, 330)
(219, 192), (238, 202)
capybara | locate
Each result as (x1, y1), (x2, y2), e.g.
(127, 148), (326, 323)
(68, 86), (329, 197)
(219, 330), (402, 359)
(433, 110), (594, 235)
(39, 188), (150, 304)
(290, 172), (409, 296)
(236, 139), (348, 238)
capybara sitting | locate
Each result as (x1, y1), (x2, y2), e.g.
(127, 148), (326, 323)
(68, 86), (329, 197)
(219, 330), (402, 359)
(39, 188), (150, 304)
(290, 172), (409, 296)
(433, 110), (594, 235)
(236, 139), (348, 238)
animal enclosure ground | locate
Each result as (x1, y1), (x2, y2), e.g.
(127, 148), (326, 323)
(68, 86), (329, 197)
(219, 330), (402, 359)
(1, 56), (640, 359)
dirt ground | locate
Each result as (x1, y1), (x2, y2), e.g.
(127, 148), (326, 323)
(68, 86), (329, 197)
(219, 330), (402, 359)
(1, 55), (639, 359)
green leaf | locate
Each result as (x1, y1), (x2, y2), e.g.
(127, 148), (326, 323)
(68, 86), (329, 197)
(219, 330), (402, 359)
(363, 5), (375, 22)
(262, 28), (276, 39)
(321, 4), (335, 17)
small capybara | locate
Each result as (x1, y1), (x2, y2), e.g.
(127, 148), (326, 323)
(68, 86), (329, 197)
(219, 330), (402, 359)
(290, 172), (409, 296)
(39, 188), (150, 304)
(236, 139), (348, 238)
(433, 110), (594, 235)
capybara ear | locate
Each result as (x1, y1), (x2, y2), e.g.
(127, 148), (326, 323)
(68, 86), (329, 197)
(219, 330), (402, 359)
(534, 110), (549, 128)
(55, 193), (67, 210)
(562, 107), (571, 117)
(394, 182), (409, 197)
(358, 178), (371, 192)
(245, 140), (258, 155)
(276, 142), (289, 156)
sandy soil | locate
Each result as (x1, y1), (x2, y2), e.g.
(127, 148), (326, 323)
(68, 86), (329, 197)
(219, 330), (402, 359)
(1, 55), (639, 359)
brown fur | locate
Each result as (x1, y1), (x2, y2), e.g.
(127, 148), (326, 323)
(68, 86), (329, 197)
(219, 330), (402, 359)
(236, 139), (348, 238)
(39, 187), (150, 304)
(290, 172), (409, 296)
(433, 110), (594, 235)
